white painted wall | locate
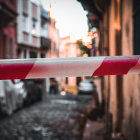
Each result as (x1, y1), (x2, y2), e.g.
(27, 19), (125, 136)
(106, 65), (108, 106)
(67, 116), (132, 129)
(17, 0), (41, 48)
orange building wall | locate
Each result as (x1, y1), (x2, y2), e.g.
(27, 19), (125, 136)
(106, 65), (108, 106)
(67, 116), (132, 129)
(121, 0), (140, 139)
(108, 0), (120, 132)
(48, 18), (60, 58)
(106, 0), (140, 139)
(59, 36), (80, 92)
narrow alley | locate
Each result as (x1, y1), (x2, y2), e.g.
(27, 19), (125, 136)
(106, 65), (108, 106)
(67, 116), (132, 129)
(0, 94), (105, 140)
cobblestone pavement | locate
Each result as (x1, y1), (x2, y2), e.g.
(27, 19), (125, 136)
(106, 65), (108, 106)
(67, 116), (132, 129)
(0, 94), (93, 140)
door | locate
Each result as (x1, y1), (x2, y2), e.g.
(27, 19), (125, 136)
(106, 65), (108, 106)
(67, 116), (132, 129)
(133, 0), (140, 54)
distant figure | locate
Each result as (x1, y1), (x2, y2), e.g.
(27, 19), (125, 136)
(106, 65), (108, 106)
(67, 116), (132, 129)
(50, 78), (58, 94)
(92, 84), (100, 108)
(87, 83), (104, 121)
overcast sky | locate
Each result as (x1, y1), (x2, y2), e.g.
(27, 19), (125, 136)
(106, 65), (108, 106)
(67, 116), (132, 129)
(41, 0), (88, 40)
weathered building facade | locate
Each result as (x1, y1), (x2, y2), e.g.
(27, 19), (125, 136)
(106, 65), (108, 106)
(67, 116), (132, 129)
(59, 36), (81, 94)
(0, 0), (17, 59)
(48, 18), (60, 58)
(78, 0), (140, 139)
(17, 0), (46, 59)
(17, 0), (58, 93)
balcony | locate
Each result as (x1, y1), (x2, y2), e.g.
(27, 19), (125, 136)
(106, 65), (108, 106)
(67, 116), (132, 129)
(41, 37), (51, 50)
(41, 7), (50, 21)
(0, 0), (17, 28)
(41, 27), (48, 38)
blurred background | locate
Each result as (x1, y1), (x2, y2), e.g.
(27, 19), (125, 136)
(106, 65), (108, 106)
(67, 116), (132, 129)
(0, 0), (140, 140)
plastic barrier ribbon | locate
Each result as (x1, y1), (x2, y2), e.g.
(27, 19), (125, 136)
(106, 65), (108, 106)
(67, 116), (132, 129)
(0, 56), (139, 80)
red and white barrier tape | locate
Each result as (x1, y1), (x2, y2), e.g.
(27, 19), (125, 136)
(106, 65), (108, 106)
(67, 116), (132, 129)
(0, 55), (140, 80)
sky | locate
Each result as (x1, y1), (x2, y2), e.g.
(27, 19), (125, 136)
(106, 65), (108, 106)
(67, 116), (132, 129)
(41, 0), (88, 40)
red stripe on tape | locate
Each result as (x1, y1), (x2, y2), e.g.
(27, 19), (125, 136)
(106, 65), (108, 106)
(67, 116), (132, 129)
(92, 56), (139, 76)
(0, 63), (34, 80)
(26, 64), (49, 78)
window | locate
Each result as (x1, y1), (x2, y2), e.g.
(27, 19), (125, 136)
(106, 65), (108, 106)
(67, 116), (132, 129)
(41, 23), (48, 37)
(32, 20), (37, 34)
(23, 49), (27, 58)
(9, 38), (12, 58)
(133, 0), (140, 54)
(4, 35), (9, 59)
(40, 53), (45, 58)
(65, 77), (68, 84)
(30, 51), (37, 58)
(32, 36), (38, 45)
(32, 3), (37, 18)
(23, 32), (29, 42)
(114, 0), (118, 20)
(23, 0), (28, 13)
(22, 15), (28, 32)
(10, 0), (14, 4)
(10, 38), (14, 58)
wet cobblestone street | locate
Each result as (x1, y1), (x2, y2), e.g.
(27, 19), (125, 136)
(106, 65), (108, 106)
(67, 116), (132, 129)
(0, 94), (93, 140)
